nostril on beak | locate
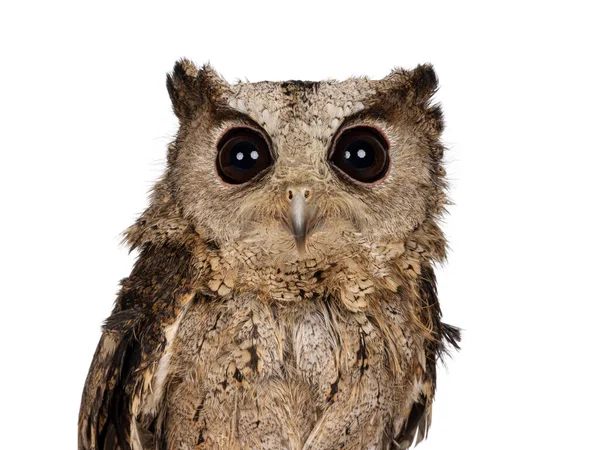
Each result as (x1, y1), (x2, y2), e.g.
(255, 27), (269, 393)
(287, 187), (311, 202)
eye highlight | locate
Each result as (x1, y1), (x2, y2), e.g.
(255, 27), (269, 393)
(329, 126), (389, 183)
(217, 128), (273, 184)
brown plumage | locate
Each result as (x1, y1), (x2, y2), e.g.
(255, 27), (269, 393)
(78, 59), (460, 450)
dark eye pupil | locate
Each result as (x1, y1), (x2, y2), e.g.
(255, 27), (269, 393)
(230, 142), (260, 170)
(343, 141), (375, 169)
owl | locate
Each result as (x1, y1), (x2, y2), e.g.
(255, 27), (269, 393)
(78, 59), (460, 450)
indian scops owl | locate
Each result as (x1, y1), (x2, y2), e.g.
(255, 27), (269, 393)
(78, 59), (460, 450)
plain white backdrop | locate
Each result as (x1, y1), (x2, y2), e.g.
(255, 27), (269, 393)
(1, 1), (598, 448)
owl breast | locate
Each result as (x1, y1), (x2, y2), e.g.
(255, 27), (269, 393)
(161, 282), (422, 450)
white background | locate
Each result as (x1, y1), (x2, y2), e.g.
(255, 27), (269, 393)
(1, 1), (599, 448)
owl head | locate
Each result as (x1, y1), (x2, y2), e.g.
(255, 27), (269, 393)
(127, 59), (447, 279)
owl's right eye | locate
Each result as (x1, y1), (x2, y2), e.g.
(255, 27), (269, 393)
(217, 128), (273, 184)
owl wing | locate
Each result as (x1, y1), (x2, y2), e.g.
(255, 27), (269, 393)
(394, 264), (461, 448)
(78, 311), (143, 450)
(78, 240), (200, 450)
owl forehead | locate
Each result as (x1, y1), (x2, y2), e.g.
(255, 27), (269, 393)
(225, 78), (378, 153)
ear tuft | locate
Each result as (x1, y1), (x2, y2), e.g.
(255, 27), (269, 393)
(166, 59), (228, 121)
(409, 64), (439, 101)
(384, 63), (439, 104)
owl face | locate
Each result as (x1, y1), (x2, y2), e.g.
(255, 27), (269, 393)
(167, 61), (445, 268)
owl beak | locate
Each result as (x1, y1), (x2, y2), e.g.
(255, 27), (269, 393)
(290, 195), (308, 255)
(287, 188), (312, 256)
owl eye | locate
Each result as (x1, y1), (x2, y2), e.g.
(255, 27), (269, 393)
(329, 126), (389, 183)
(217, 128), (273, 184)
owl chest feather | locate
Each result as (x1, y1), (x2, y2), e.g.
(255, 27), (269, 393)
(158, 277), (424, 450)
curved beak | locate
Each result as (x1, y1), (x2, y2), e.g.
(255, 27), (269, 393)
(290, 193), (309, 255)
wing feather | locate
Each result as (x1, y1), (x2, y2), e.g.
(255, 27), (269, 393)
(394, 264), (460, 448)
(78, 241), (201, 450)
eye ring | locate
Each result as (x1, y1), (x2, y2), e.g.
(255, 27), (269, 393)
(328, 125), (390, 183)
(216, 127), (273, 185)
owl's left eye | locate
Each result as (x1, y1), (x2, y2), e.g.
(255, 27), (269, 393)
(217, 128), (273, 184)
(329, 126), (389, 183)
